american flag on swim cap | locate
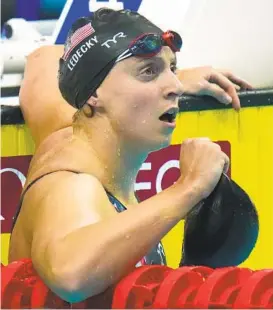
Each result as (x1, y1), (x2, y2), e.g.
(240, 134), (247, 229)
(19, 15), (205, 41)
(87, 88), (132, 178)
(62, 22), (95, 61)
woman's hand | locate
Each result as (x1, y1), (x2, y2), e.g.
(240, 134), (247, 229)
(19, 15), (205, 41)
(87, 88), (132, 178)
(177, 66), (253, 110)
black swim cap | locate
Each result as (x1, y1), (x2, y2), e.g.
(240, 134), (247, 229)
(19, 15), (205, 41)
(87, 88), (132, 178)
(58, 8), (164, 109)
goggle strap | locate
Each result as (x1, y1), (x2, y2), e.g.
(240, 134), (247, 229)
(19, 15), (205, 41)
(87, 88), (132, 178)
(116, 49), (132, 63)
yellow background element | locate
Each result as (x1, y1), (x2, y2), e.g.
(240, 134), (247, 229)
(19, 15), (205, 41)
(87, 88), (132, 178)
(1, 106), (273, 270)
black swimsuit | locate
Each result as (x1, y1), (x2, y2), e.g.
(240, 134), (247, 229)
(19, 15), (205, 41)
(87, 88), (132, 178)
(12, 170), (167, 266)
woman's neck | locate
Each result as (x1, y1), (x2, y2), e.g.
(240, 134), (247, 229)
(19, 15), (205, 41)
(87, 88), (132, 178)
(73, 125), (149, 205)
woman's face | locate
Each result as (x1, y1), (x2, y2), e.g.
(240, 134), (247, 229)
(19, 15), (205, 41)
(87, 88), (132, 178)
(95, 46), (184, 152)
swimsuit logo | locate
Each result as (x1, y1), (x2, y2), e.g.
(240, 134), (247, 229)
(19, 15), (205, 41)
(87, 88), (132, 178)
(101, 32), (127, 49)
(157, 243), (166, 265)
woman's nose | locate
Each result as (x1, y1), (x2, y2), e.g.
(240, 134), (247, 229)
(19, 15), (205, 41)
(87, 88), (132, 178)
(163, 73), (184, 101)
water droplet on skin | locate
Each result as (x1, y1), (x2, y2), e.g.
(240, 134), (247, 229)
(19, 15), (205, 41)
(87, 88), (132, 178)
(117, 149), (121, 156)
(142, 120), (147, 124)
(125, 235), (131, 240)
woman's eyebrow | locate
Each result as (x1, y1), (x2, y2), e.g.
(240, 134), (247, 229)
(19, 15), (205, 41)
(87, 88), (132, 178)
(136, 55), (177, 65)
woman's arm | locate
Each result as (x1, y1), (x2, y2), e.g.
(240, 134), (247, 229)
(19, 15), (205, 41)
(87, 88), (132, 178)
(29, 172), (199, 303)
(19, 45), (76, 146)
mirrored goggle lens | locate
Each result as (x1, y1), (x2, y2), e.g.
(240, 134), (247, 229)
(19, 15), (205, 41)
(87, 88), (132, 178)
(130, 34), (162, 56)
(141, 35), (162, 52)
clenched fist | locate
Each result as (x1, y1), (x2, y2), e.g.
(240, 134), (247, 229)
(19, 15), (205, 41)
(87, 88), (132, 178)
(178, 137), (230, 201)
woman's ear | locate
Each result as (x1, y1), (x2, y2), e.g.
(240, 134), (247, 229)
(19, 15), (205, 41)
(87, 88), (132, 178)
(84, 89), (106, 117)
(82, 95), (97, 117)
(86, 95), (98, 107)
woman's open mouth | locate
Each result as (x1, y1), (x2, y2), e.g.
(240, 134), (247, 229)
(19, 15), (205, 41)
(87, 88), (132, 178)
(159, 107), (178, 126)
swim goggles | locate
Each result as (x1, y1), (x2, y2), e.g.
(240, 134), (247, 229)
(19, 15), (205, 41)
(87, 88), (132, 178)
(116, 30), (182, 62)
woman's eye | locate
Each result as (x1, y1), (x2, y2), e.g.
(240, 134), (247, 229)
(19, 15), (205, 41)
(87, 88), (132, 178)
(142, 65), (157, 76)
